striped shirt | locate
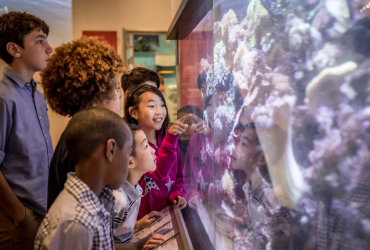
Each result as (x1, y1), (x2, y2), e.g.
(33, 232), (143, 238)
(113, 181), (143, 243)
(243, 176), (291, 248)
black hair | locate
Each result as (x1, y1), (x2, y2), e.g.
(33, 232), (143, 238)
(64, 107), (131, 164)
(197, 71), (207, 90)
(0, 11), (49, 64)
(128, 124), (143, 157)
(124, 84), (170, 138)
(177, 105), (203, 120)
(121, 67), (160, 93)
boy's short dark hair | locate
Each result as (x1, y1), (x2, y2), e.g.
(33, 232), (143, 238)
(64, 107), (131, 165)
(121, 67), (160, 93)
(0, 11), (49, 64)
(128, 124), (143, 157)
(41, 36), (124, 117)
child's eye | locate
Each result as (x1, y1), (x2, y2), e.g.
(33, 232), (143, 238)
(148, 105), (154, 108)
(37, 40), (43, 44)
(242, 142), (247, 147)
(145, 144), (148, 149)
(161, 105), (166, 107)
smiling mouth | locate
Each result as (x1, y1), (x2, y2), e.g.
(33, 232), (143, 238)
(153, 118), (163, 122)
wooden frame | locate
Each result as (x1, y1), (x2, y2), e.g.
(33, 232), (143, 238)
(122, 28), (167, 65)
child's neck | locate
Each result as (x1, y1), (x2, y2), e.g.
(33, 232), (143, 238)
(75, 164), (105, 198)
(143, 127), (157, 146)
(127, 170), (144, 187)
(9, 62), (35, 84)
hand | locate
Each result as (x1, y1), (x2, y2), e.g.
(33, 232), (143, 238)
(135, 211), (163, 230)
(172, 195), (187, 209)
(192, 116), (211, 135)
(143, 234), (166, 250)
(188, 195), (202, 209)
(168, 114), (193, 135)
(12, 205), (26, 227)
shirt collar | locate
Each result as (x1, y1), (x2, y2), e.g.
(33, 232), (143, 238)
(65, 172), (115, 216)
(122, 180), (142, 200)
(3, 67), (36, 88)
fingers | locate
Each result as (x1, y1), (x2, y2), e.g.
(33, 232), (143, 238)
(147, 217), (156, 224)
(148, 211), (163, 218)
(178, 114), (193, 122)
(150, 234), (166, 241)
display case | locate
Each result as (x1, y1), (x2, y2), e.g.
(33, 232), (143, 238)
(168, 0), (370, 249)
(133, 205), (193, 250)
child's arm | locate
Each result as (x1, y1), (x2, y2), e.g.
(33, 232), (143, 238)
(183, 134), (199, 202)
(0, 99), (25, 226)
(168, 147), (186, 207)
(147, 115), (193, 180)
(146, 132), (179, 180)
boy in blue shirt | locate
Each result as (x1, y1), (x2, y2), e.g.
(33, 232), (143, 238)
(0, 11), (53, 249)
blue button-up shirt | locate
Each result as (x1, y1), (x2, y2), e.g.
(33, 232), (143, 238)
(0, 67), (53, 215)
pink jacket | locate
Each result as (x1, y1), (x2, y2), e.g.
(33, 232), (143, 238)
(137, 131), (184, 220)
(183, 132), (228, 207)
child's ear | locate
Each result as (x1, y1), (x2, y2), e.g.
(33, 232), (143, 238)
(105, 139), (116, 162)
(129, 107), (137, 120)
(257, 153), (266, 167)
(128, 156), (136, 169)
(6, 42), (21, 58)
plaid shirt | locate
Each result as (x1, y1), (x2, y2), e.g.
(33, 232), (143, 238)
(34, 173), (115, 250)
(317, 167), (370, 250)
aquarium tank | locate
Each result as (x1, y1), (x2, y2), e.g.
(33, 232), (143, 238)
(173, 0), (370, 249)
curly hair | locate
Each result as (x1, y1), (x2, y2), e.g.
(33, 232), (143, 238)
(0, 11), (49, 64)
(41, 36), (125, 117)
(121, 67), (160, 93)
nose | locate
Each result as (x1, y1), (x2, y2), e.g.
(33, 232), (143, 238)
(155, 107), (163, 115)
(47, 43), (53, 54)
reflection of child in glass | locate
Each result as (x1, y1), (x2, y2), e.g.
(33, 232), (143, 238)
(113, 124), (166, 250)
(231, 121), (291, 249)
(124, 85), (192, 219)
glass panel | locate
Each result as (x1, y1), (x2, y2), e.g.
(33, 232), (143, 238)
(181, 0), (370, 249)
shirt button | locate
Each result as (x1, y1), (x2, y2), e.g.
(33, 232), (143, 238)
(44, 135), (47, 138)
(39, 117), (42, 120)
(26, 83), (30, 86)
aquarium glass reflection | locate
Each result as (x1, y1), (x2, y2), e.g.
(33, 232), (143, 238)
(181, 0), (370, 249)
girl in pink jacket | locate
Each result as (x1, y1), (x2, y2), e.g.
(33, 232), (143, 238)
(125, 84), (192, 220)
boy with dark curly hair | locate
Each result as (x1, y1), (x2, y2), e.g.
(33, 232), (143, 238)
(44, 36), (125, 210)
(0, 12), (53, 249)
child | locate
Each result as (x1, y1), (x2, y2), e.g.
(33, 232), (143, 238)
(113, 124), (166, 249)
(34, 107), (133, 250)
(44, 36), (124, 209)
(124, 84), (190, 220)
(0, 12), (53, 249)
(231, 120), (291, 249)
(121, 67), (160, 98)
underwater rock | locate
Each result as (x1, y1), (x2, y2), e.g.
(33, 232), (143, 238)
(325, 0), (349, 24)
(311, 42), (341, 69)
(220, 9), (238, 46)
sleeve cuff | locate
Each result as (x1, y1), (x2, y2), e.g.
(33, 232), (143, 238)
(168, 190), (184, 202)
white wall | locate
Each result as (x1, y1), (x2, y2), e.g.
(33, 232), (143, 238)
(73, 0), (173, 57)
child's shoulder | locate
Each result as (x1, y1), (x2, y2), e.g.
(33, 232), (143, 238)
(113, 187), (128, 212)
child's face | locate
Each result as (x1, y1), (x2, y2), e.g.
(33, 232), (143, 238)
(135, 92), (167, 131)
(231, 128), (261, 175)
(16, 28), (53, 72)
(103, 79), (123, 116)
(130, 130), (156, 173)
(107, 139), (132, 190)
